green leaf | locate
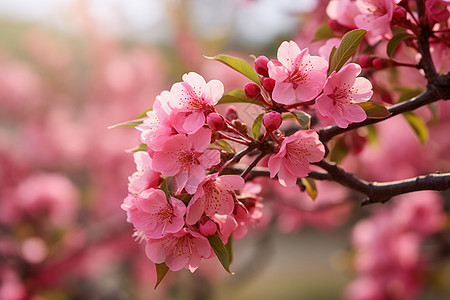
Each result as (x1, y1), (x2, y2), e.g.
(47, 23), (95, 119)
(206, 54), (260, 83)
(154, 263), (169, 289)
(358, 102), (391, 119)
(252, 113), (264, 139)
(291, 111), (311, 129)
(387, 33), (413, 58)
(313, 22), (336, 42)
(330, 137), (349, 164)
(160, 177), (174, 201)
(328, 29), (367, 76)
(282, 113), (294, 120)
(135, 108), (153, 119)
(174, 193), (193, 204)
(225, 234), (233, 265)
(207, 234), (232, 273)
(366, 124), (378, 145)
(403, 112), (428, 144)
(328, 46), (337, 70)
(394, 87), (423, 103)
(217, 89), (264, 107)
(125, 143), (148, 153)
(301, 177), (318, 201)
(215, 139), (236, 154)
(107, 118), (144, 129)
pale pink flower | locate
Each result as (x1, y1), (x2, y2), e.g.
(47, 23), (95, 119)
(122, 188), (186, 238)
(355, 0), (394, 44)
(316, 63), (373, 128)
(212, 214), (238, 243)
(326, 0), (360, 28)
(137, 92), (175, 152)
(318, 38), (341, 60)
(145, 227), (211, 272)
(128, 151), (161, 194)
(267, 41), (328, 105)
(268, 130), (325, 187)
(169, 72), (224, 134)
(151, 128), (220, 194)
(186, 174), (244, 224)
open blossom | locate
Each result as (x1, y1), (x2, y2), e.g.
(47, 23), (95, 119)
(137, 92), (175, 153)
(354, 0), (394, 43)
(268, 130), (325, 187)
(267, 41), (328, 105)
(316, 63), (373, 128)
(145, 228), (211, 272)
(151, 128), (220, 194)
(326, 0), (360, 28)
(186, 174), (245, 225)
(122, 188), (186, 238)
(128, 151), (161, 194)
(169, 72), (224, 134)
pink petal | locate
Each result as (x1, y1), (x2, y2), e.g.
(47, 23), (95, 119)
(204, 80), (224, 105)
(145, 238), (169, 264)
(182, 111), (205, 134)
(185, 165), (206, 194)
(217, 175), (245, 190)
(277, 164), (297, 187)
(189, 127), (212, 152)
(173, 171), (189, 194)
(182, 72), (207, 98)
(277, 41), (301, 71)
(186, 196), (204, 225)
(342, 103), (367, 124)
(272, 82), (297, 104)
(268, 155), (282, 178)
(198, 149), (220, 169)
(352, 77), (373, 102)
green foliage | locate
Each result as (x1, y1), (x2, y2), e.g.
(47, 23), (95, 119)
(135, 108), (153, 119)
(328, 29), (367, 76)
(215, 139), (236, 153)
(403, 112), (428, 144)
(206, 54), (260, 84)
(217, 89), (264, 107)
(301, 177), (318, 201)
(107, 118), (144, 129)
(358, 102), (391, 119)
(387, 33), (413, 58)
(330, 137), (350, 164)
(291, 111), (312, 129)
(155, 263), (169, 289)
(125, 143), (148, 153)
(313, 23), (336, 42)
(252, 113), (264, 139)
(207, 234), (233, 273)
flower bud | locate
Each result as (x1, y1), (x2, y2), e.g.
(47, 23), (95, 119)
(392, 7), (407, 24)
(261, 77), (275, 92)
(244, 83), (261, 99)
(207, 113), (227, 131)
(262, 111), (282, 132)
(372, 58), (389, 69)
(254, 56), (269, 77)
(358, 54), (372, 69)
(199, 217), (217, 236)
(328, 19), (341, 31)
(225, 105), (238, 121)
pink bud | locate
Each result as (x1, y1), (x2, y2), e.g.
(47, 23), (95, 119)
(372, 58), (388, 69)
(244, 83), (261, 99)
(255, 56), (269, 77)
(392, 7), (407, 24)
(225, 105), (238, 121)
(199, 217), (217, 236)
(328, 19), (341, 31)
(261, 77), (275, 92)
(207, 113), (227, 131)
(358, 54), (372, 69)
(262, 111), (282, 132)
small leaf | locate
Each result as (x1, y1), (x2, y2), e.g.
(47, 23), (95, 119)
(282, 113), (294, 120)
(215, 139), (236, 154)
(291, 111), (311, 129)
(125, 143), (148, 153)
(136, 108), (153, 119)
(217, 89), (264, 107)
(174, 193), (193, 204)
(328, 46), (337, 70)
(330, 137), (349, 164)
(301, 177), (318, 201)
(207, 234), (232, 273)
(252, 113), (264, 139)
(154, 263), (169, 289)
(160, 177), (174, 201)
(206, 54), (260, 84)
(394, 87), (423, 103)
(225, 234), (233, 265)
(313, 23), (336, 42)
(328, 29), (367, 76)
(358, 102), (391, 119)
(387, 33), (413, 58)
(403, 112), (428, 144)
(107, 118), (144, 129)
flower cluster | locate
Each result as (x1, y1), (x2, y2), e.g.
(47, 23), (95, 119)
(122, 38), (377, 274)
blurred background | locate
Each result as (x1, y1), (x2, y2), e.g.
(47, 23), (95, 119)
(0, 1), (449, 299)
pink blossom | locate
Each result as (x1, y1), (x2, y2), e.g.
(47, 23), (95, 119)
(122, 188), (186, 238)
(169, 72), (224, 134)
(268, 130), (325, 187)
(267, 41), (328, 105)
(426, 0), (450, 23)
(151, 128), (220, 194)
(212, 214), (238, 243)
(128, 151), (161, 194)
(186, 174), (245, 225)
(354, 0), (394, 44)
(316, 63), (373, 128)
(145, 228), (211, 272)
(326, 0), (360, 28)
